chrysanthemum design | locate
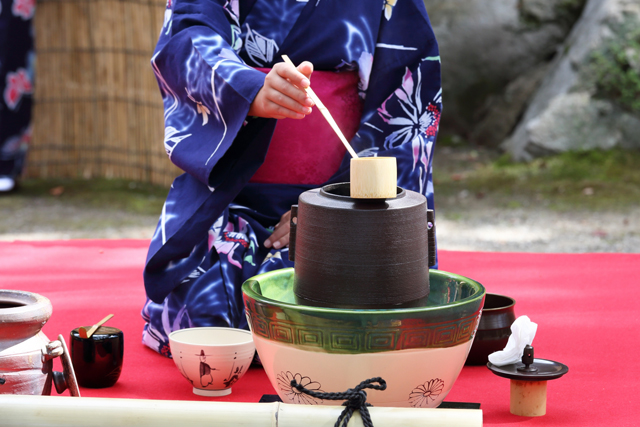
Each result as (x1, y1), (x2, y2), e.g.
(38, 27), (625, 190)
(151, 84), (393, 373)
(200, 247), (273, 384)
(277, 371), (324, 405)
(408, 378), (445, 407)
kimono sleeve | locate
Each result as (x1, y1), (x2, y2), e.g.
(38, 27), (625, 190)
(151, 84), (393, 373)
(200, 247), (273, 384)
(153, 0), (267, 188)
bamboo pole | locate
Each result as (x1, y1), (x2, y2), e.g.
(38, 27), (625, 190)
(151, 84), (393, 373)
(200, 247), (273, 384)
(0, 395), (482, 427)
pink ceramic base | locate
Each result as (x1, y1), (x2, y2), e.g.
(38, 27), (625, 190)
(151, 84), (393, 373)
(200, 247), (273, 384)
(254, 335), (473, 408)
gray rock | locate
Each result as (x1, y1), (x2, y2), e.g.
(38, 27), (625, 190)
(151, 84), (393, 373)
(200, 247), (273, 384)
(521, 0), (562, 22)
(523, 93), (640, 156)
(424, 0), (586, 140)
(471, 64), (550, 147)
(503, 0), (640, 160)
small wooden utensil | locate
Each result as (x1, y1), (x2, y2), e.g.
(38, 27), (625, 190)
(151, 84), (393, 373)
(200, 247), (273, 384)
(350, 157), (397, 198)
(281, 55), (398, 199)
(78, 314), (114, 339)
(281, 55), (359, 159)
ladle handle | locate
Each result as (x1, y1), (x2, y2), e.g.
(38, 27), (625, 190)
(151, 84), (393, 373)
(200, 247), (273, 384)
(289, 205), (298, 262)
(427, 209), (436, 268)
(281, 55), (359, 159)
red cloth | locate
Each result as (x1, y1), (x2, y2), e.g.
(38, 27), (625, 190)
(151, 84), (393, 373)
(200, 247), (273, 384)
(1, 240), (639, 426)
(0, 240), (272, 402)
(249, 69), (362, 185)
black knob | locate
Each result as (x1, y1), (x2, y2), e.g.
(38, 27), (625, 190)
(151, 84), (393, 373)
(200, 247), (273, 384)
(517, 344), (539, 373)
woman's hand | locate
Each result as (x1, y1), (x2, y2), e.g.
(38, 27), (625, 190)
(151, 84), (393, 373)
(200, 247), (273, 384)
(263, 210), (292, 250)
(248, 61), (315, 120)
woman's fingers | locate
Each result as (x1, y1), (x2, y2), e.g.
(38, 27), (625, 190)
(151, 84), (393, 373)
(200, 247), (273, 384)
(270, 66), (314, 107)
(248, 88), (305, 119)
(263, 85), (312, 116)
(274, 62), (311, 90)
(297, 61), (314, 79)
(262, 96), (308, 119)
(264, 211), (291, 249)
(248, 62), (315, 120)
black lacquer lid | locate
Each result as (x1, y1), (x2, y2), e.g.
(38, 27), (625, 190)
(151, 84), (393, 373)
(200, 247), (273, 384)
(487, 345), (568, 381)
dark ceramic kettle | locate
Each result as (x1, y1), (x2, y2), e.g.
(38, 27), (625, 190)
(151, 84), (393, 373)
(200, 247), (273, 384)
(289, 183), (436, 309)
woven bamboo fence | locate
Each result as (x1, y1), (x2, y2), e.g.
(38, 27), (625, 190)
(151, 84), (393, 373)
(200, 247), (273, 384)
(28, 0), (181, 186)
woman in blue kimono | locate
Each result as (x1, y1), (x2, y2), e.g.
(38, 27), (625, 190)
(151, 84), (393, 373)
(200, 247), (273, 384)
(142, 0), (442, 357)
(0, 0), (34, 192)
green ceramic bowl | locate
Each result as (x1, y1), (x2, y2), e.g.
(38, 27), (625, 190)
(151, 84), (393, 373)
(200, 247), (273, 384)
(242, 268), (485, 407)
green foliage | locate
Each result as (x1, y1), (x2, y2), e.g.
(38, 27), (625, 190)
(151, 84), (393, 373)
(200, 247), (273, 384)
(588, 20), (640, 114)
(434, 148), (640, 210)
(436, 134), (467, 148)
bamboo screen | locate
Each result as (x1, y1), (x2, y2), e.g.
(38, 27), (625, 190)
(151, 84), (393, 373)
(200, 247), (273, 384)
(28, 0), (181, 186)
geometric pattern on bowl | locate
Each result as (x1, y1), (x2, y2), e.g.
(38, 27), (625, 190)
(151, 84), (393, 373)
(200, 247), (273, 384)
(242, 268), (485, 407)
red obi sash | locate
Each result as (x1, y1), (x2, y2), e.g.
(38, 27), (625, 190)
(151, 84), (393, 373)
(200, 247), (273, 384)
(249, 69), (363, 185)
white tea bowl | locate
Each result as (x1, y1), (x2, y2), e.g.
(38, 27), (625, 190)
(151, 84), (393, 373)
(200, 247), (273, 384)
(169, 327), (255, 397)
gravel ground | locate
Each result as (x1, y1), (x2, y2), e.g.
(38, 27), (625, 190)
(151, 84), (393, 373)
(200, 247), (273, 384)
(1, 190), (638, 253)
(435, 207), (640, 253)
(0, 199), (159, 241)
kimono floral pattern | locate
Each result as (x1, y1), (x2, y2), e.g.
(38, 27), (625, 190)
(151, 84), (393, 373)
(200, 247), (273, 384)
(377, 67), (441, 150)
(12, 0), (34, 19)
(1, 126), (30, 157)
(142, 0), (442, 356)
(375, 66), (442, 194)
(4, 68), (32, 110)
(244, 24), (279, 66)
(383, 0), (397, 20)
(0, 0), (34, 180)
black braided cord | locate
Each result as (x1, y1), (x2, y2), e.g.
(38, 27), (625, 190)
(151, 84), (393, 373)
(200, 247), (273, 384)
(290, 377), (387, 427)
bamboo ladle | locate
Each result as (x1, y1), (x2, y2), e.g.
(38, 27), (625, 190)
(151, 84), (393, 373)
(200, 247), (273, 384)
(281, 55), (359, 159)
(78, 314), (114, 339)
(281, 55), (397, 199)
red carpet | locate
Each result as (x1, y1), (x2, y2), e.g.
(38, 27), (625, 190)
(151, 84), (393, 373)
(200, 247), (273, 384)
(1, 240), (639, 426)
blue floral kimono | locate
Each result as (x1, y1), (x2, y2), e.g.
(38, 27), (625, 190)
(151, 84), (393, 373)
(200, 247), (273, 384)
(142, 0), (442, 357)
(0, 0), (34, 185)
